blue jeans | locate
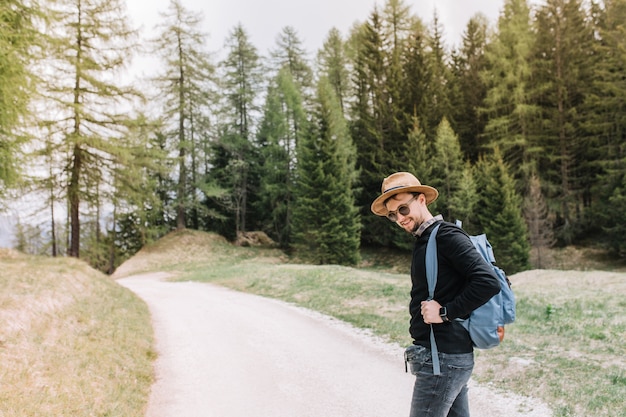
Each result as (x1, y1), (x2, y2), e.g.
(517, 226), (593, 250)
(405, 345), (474, 417)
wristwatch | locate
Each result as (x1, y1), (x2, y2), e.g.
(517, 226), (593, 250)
(439, 307), (450, 322)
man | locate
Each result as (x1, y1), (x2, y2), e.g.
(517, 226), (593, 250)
(371, 172), (500, 417)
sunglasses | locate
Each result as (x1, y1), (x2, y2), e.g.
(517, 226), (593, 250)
(386, 194), (419, 222)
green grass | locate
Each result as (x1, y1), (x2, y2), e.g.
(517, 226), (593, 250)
(475, 272), (626, 417)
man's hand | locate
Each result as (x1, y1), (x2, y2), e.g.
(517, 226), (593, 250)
(420, 300), (443, 324)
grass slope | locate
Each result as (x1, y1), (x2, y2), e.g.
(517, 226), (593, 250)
(0, 249), (154, 417)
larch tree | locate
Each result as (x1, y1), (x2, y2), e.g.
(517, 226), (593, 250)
(316, 27), (351, 115)
(270, 26), (314, 105)
(0, 0), (39, 195)
(39, 0), (142, 258)
(150, 0), (216, 231)
(208, 23), (264, 235)
(255, 28), (311, 244)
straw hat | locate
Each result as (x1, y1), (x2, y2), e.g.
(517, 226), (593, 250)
(370, 172), (438, 216)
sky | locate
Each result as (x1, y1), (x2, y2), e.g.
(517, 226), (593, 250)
(125, 0), (509, 74)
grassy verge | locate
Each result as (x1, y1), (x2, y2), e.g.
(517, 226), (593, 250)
(476, 270), (626, 417)
(0, 249), (154, 417)
(117, 230), (625, 417)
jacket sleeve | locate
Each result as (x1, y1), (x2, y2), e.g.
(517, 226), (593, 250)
(439, 225), (501, 320)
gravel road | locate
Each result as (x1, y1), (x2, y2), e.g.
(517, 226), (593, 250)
(118, 273), (552, 417)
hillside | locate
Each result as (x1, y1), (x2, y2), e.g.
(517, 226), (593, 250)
(0, 249), (153, 416)
(112, 228), (286, 279)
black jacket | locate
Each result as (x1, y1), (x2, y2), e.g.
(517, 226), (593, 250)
(409, 220), (501, 353)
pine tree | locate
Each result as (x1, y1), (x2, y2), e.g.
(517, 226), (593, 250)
(481, 0), (538, 180)
(255, 68), (307, 247)
(530, 0), (595, 243)
(401, 18), (430, 136)
(474, 149), (530, 273)
(381, 0), (413, 140)
(599, 163), (626, 256)
(292, 77), (360, 265)
(422, 11), (452, 138)
(429, 118), (464, 222)
(404, 116), (431, 179)
(384, 115), (432, 250)
(585, 0), (626, 241)
(348, 2), (413, 247)
(348, 9), (386, 227)
(594, 1), (626, 257)
(450, 161), (479, 234)
(448, 14), (489, 162)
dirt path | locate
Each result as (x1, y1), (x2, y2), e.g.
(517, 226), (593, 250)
(118, 273), (552, 417)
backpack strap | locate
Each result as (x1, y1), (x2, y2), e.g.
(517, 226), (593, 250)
(425, 223), (441, 375)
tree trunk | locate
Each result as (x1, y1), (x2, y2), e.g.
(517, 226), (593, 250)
(68, 145), (82, 257)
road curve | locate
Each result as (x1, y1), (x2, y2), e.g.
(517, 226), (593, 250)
(118, 273), (552, 417)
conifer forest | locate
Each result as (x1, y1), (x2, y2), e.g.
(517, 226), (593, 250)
(1, 0), (625, 274)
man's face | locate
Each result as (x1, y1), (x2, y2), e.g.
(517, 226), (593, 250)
(385, 192), (422, 233)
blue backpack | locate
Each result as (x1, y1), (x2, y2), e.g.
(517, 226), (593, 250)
(425, 222), (516, 374)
